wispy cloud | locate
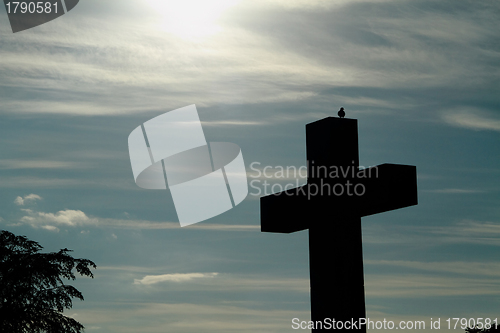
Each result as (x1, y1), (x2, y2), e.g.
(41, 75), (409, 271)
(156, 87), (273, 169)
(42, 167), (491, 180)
(65, 302), (308, 333)
(441, 108), (500, 131)
(363, 220), (500, 246)
(366, 274), (500, 297)
(0, 12), (323, 116)
(2, 0), (496, 119)
(131, 273), (310, 293)
(0, 159), (81, 170)
(134, 272), (219, 285)
(366, 260), (500, 278)
(201, 120), (265, 126)
(0, 177), (86, 189)
(10, 199), (258, 231)
(0, 177), (136, 190)
(95, 218), (259, 231)
(454, 220), (498, 239)
(100, 266), (309, 293)
(422, 188), (484, 194)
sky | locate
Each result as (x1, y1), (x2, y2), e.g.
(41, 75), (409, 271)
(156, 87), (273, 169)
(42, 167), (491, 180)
(0, 0), (499, 332)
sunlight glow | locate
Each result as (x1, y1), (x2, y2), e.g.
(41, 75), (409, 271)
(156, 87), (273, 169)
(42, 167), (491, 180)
(144, 0), (241, 39)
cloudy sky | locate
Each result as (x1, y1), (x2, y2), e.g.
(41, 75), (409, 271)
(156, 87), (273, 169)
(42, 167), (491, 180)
(1, 0), (499, 332)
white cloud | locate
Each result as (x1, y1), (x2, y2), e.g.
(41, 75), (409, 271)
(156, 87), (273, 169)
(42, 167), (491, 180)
(134, 273), (219, 285)
(14, 194), (42, 206)
(41, 225), (60, 232)
(20, 209), (98, 228)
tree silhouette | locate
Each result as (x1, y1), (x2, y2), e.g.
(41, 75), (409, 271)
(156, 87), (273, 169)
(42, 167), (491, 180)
(0, 230), (96, 333)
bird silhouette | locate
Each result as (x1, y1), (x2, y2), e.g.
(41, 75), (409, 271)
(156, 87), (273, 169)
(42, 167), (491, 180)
(338, 107), (345, 118)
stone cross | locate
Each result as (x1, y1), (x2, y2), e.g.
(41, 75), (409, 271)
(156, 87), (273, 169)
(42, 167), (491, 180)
(260, 116), (418, 332)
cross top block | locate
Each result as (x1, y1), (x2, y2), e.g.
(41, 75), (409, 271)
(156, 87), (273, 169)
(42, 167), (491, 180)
(306, 117), (359, 172)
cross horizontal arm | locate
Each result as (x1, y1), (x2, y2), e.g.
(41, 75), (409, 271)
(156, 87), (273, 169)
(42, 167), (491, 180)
(356, 163), (418, 217)
(260, 164), (417, 233)
(260, 185), (310, 233)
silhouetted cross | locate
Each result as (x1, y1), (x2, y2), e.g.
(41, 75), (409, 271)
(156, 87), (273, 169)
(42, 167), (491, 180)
(260, 116), (418, 332)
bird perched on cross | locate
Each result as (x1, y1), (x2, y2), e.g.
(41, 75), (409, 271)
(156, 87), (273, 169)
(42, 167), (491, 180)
(338, 107), (345, 118)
